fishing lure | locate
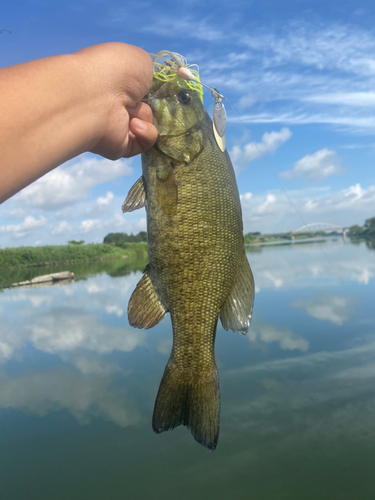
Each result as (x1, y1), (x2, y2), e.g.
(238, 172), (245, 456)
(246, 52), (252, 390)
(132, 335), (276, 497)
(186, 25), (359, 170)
(150, 51), (227, 151)
(212, 88), (227, 152)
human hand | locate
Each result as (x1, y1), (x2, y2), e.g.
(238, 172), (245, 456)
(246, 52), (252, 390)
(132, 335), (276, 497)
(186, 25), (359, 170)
(75, 43), (158, 160)
(0, 42), (157, 203)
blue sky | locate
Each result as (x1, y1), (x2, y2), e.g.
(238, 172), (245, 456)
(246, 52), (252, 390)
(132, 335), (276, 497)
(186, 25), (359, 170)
(1, 0), (375, 246)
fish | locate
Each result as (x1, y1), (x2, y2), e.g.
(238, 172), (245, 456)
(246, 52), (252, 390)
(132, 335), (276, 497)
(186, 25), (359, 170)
(122, 52), (255, 451)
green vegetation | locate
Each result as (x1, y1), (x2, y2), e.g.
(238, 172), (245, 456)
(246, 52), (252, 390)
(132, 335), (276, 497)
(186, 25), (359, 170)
(349, 216), (375, 239)
(103, 231), (147, 245)
(67, 240), (85, 245)
(0, 241), (147, 271)
(244, 229), (340, 245)
(244, 232), (291, 244)
(0, 253), (149, 290)
(348, 216), (375, 250)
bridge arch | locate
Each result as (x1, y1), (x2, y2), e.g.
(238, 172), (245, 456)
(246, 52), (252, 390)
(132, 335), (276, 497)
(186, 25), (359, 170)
(291, 222), (343, 234)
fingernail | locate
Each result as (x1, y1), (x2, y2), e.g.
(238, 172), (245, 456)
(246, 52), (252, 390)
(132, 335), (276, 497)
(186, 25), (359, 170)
(134, 119), (147, 131)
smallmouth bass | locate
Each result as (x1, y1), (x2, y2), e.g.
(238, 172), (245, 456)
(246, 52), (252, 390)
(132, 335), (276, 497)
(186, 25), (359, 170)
(122, 52), (255, 451)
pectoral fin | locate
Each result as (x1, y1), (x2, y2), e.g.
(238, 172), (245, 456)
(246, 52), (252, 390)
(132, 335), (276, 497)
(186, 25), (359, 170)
(220, 252), (255, 334)
(122, 176), (146, 213)
(156, 163), (178, 215)
(128, 265), (167, 329)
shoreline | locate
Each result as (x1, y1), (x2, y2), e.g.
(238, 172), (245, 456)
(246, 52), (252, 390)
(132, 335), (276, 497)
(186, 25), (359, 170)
(0, 242), (148, 271)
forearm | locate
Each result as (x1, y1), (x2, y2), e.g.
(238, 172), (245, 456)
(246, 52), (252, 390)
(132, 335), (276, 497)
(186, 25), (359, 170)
(0, 43), (156, 204)
(0, 53), (103, 203)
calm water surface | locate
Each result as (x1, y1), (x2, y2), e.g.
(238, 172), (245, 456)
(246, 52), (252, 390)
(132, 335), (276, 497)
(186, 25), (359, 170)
(1, 239), (375, 499)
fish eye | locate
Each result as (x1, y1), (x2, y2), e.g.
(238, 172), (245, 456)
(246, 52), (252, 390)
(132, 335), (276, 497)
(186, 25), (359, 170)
(178, 91), (192, 105)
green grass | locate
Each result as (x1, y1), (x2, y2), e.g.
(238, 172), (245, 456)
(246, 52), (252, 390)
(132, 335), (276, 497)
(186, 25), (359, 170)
(0, 242), (148, 270)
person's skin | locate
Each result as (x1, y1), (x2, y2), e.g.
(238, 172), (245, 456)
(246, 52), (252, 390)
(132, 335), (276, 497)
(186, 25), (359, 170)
(0, 42), (158, 204)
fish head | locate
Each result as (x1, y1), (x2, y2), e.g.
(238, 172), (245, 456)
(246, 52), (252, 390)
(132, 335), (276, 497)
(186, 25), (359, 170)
(144, 79), (208, 164)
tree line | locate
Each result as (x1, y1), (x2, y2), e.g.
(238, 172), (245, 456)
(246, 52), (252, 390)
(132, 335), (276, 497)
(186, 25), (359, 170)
(103, 231), (147, 245)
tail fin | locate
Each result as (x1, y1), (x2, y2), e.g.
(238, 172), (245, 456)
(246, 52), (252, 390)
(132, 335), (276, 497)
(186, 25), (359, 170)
(152, 361), (220, 451)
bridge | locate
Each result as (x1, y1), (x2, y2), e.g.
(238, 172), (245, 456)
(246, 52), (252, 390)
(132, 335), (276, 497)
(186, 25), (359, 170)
(290, 222), (350, 240)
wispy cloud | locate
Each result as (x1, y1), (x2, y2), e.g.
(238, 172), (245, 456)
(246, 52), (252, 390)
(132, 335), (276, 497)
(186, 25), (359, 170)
(305, 92), (375, 106)
(0, 215), (46, 238)
(143, 15), (224, 41)
(30, 310), (145, 354)
(248, 322), (310, 352)
(241, 23), (375, 76)
(14, 155), (133, 210)
(240, 183), (375, 233)
(230, 112), (375, 132)
(50, 220), (72, 236)
(280, 149), (344, 182)
(230, 127), (291, 172)
(291, 293), (356, 326)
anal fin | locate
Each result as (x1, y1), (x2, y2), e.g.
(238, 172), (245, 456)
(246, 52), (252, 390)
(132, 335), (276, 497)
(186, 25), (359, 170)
(220, 252), (255, 334)
(128, 264), (167, 329)
(122, 176), (146, 213)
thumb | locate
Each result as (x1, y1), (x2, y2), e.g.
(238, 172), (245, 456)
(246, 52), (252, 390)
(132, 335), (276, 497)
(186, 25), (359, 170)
(127, 118), (158, 156)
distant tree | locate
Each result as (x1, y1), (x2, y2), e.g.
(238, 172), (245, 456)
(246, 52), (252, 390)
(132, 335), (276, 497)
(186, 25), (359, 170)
(348, 225), (364, 238)
(364, 217), (375, 236)
(364, 217), (375, 229)
(68, 240), (85, 245)
(103, 232), (147, 246)
(349, 217), (375, 240)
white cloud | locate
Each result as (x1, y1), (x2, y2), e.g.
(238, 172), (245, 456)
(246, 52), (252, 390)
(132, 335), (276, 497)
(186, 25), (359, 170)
(0, 215), (46, 238)
(230, 127), (291, 172)
(241, 23), (375, 76)
(95, 191), (114, 211)
(14, 155), (132, 210)
(240, 183), (375, 233)
(157, 338), (173, 355)
(280, 149), (344, 182)
(50, 220), (72, 235)
(130, 217), (147, 232)
(6, 208), (26, 220)
(108, 213), (127, 230)
(291, 294), (356, 326)
(105, 305), (124, 317)
(61, 352), (124, 376)
(238, 94), (257, 108)
(30, 311), (145, 354)
(143, 16), (223, 41)
(305, 92), (375, 106)
(248, 323), (309, 352)
(0, 369), (141, 427)
(78, 212), (134, 235)
(79, 219), (102, 234)
(231, 112), (375, 132)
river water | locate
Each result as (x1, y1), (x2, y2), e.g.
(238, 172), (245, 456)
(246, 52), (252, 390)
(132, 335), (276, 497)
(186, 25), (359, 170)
(1, 238), (374, 499)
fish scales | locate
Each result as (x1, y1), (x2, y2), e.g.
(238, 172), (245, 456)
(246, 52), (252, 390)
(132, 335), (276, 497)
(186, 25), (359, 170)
(146, 150), (240, 378)
(123, 54), (255, 450)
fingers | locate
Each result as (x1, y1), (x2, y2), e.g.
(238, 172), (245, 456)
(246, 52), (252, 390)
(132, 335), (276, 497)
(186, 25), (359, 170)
(127, 117), (158, 157)
(127, 101), (153, 123)
(124, 101), (157, 157)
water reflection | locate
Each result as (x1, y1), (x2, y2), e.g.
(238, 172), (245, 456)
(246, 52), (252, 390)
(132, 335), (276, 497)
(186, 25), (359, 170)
(248, 319), (310, 352)
(250, 238), (375, 289)
(291, 292), (356, 325)
(1, 239), (375, 499)
(0, 366), (141, 427)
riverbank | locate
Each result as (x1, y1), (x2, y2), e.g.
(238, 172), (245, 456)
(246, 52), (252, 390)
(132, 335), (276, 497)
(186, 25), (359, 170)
(0, 242), (148, 270)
